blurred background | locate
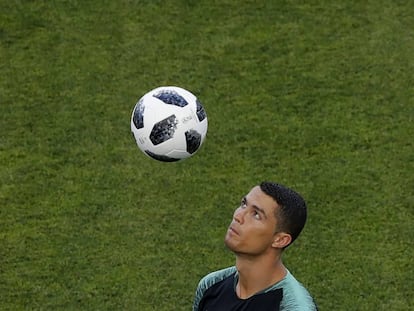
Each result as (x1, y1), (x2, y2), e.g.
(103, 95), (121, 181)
(1, 1), (413, 310)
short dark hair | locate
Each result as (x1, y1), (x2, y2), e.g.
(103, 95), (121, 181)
(260, 181), (307, 247)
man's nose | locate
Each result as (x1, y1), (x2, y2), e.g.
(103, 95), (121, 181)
(233, 207), (245, 224)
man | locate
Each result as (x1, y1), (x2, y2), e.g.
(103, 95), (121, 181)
(193, 181), (318, 310)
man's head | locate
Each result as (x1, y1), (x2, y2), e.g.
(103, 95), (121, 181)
(224, 182), (307, 256)
(259, 181), (307, 247)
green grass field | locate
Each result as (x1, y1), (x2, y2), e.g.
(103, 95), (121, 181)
(1, 1), (413, 310)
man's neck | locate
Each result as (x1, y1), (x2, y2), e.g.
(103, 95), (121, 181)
(235, 253), (287, 299)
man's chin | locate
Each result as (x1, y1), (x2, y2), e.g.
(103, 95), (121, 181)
(224, 235), (236, 251)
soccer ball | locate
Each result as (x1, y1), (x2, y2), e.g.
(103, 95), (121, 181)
(131, 86), (208, 162)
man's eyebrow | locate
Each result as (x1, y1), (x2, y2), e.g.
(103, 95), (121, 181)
(244, 197), (268, 219)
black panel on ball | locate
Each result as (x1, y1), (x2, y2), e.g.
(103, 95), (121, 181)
(185, 130), (202, 154)
(145, 150), (181, 162)
(149, 114), (178, 145)
(132, 100), (145, 129)
(153, 90), (188, 107)
(196, 99), (207, 121)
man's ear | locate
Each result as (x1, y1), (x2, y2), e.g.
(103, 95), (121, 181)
(272, 232), (292, 249)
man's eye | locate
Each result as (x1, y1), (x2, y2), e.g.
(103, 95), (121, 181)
(253, 211), (261, 220)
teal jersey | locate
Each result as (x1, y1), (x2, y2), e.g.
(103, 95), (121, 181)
(193, 266), (317, 311)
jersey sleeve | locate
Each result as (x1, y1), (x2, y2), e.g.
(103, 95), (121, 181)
(277, 271), (318, 311)
(192, 266), (237, 311)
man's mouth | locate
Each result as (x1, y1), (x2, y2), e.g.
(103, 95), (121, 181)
(228, 226), (239, 235)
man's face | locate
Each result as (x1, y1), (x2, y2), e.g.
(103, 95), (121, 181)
(224, 186), (280, 256)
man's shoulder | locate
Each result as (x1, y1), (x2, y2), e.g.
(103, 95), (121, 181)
(198, 266), (237, 290)
(193, 266), (236, 311)
(270, 270), (318, 311)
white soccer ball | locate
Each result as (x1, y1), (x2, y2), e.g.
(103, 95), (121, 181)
(131, 86), (208, 162)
